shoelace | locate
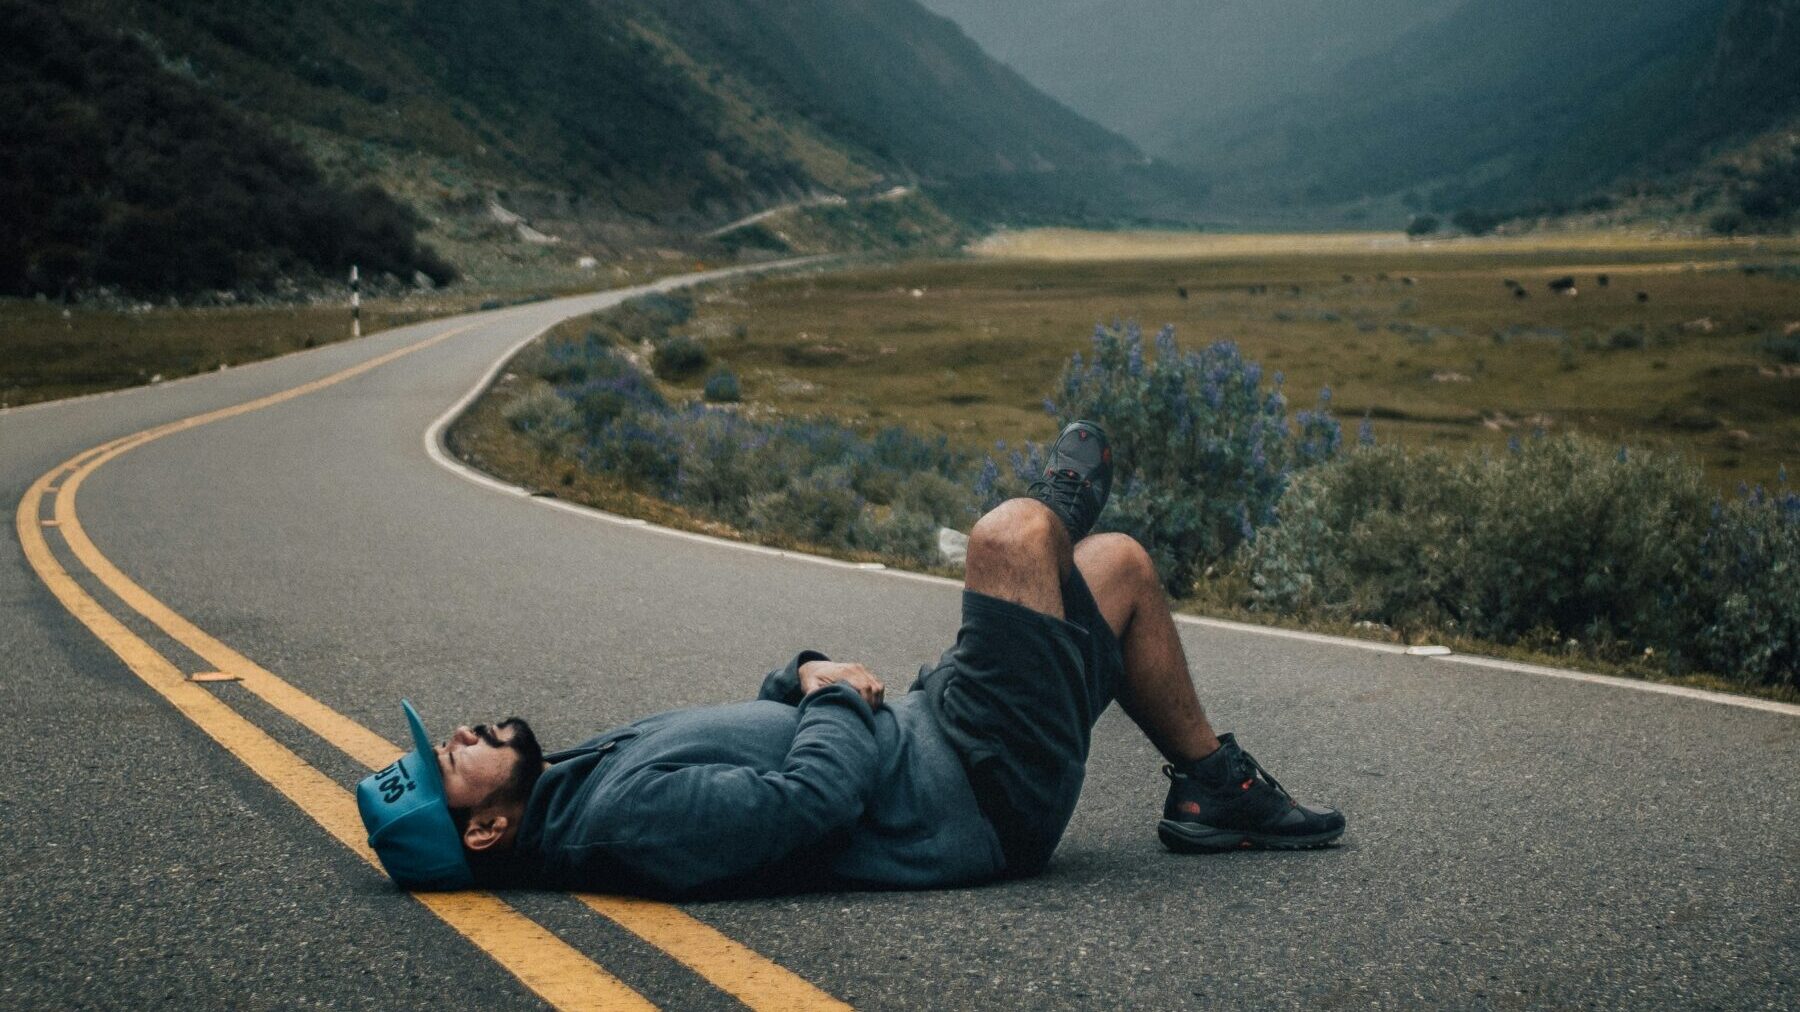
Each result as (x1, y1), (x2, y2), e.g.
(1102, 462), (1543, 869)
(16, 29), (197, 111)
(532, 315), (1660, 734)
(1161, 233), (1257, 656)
(1231, 746), (1294, 802)
(1163, 747), (1295, 802)
(1027, 467), (1088, 519)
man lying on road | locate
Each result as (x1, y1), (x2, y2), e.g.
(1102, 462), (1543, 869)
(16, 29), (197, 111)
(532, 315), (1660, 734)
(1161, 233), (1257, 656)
(357, 421), (1345, 894)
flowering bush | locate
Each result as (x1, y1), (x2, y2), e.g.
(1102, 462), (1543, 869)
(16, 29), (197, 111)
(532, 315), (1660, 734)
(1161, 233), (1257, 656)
(501, 312), (975, 563)
(980, 323), (1341, 594)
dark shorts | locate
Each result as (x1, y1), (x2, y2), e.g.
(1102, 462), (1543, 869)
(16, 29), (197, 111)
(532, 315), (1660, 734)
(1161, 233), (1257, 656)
(914, 567), (1124, 875)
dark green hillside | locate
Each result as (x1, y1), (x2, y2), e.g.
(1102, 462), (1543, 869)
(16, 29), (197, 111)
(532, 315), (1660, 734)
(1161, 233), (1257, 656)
(93, 0), (1166, 221)
(109, 0), (839, 216)
(0, 0), (451, 298)
(8, 0), (1191, 298)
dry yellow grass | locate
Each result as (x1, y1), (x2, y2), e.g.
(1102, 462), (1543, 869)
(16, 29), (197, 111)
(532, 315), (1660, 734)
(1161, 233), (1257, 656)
(971, 227), (1800, 261)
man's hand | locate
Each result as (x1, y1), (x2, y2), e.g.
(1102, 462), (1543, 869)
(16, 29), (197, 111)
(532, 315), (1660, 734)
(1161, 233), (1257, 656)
(798, 660), (886, 710)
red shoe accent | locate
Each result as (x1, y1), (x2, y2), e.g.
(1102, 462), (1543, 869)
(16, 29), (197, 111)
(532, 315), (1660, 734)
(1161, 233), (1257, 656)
(1241, 778), (1254, 791)
(1178, 801), (1203, 816)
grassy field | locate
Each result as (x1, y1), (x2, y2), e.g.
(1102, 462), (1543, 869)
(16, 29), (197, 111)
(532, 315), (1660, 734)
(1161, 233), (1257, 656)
(0, 252), (709, 409)
(654, 230), (1800, 490)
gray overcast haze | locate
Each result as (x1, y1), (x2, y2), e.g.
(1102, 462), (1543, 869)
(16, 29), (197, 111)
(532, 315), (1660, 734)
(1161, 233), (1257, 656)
(917, 0), (1466, 155)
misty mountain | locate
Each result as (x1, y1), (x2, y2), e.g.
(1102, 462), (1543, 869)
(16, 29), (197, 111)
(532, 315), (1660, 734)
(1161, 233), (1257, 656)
(1167, 0), (1800, 220)
(918, 0), (1466, 154)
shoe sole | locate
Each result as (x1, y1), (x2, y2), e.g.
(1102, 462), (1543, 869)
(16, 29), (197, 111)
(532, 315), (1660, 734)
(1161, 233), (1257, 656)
(1157, 818), (1344, 853)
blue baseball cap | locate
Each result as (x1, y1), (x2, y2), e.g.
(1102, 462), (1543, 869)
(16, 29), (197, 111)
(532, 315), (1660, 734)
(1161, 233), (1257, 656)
(355, 700), (473, 890)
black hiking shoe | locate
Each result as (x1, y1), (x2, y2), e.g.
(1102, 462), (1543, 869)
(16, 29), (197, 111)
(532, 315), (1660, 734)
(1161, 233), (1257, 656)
(1159, 734), (1345, 852)
(1026, 420), (1113, 541)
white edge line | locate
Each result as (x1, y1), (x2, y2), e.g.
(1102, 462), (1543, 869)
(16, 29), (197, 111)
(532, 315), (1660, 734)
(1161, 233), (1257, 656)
(422, 265), (1798, 721)
(1433, 654), (1800, 717)
(1175, 614), (1412, 654)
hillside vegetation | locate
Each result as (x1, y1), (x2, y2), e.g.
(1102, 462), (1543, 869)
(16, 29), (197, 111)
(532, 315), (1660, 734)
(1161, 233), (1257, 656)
(0, 0), (452, 297)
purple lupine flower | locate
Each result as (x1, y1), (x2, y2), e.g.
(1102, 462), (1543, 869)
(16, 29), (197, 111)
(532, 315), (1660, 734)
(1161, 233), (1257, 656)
(1155, 325), (1177, 361)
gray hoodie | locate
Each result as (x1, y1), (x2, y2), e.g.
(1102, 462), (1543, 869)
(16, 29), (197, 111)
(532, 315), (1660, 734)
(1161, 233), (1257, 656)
(503, 652), (1004, 896)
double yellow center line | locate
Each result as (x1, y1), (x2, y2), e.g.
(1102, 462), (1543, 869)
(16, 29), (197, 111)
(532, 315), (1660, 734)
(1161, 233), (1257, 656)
(16, 315), (849, 1010)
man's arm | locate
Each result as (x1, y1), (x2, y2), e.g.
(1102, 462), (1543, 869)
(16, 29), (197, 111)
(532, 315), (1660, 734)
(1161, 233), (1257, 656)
(758, 651), (886, 709)
(601, 682), (881, 894)
(756, 650), (828, 704)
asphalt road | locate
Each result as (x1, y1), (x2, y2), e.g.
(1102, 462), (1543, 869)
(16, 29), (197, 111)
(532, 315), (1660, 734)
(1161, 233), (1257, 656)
(3, 268), (1796, 1010)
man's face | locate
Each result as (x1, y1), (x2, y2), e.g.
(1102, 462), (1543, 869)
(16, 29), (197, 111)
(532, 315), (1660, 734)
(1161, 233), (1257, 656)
(435, 722), (523, 811)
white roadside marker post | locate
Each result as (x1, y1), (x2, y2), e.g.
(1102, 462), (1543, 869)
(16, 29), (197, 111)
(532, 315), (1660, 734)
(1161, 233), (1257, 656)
(350, 264), (361, 338)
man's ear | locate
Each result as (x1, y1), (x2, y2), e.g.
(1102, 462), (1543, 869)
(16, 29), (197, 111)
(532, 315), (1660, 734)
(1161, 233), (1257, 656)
(462, 811), (510, 852)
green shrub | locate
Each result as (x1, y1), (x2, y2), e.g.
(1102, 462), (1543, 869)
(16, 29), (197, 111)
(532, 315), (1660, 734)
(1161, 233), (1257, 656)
(1245, 435), (1799, 688)
(1684, 486), (1800, 686)
(851, 507), (942, 565)
(1241, 444), (1470, 628)
(1606, 327), (1645, 350)
(703, 369), (742, 402)
(746, 467), (865, 547)
(604, 293), (694, 345)
(652, 334), (710, 379)
(1760, 330), (1800, 364)
(501, 385), (576, 451)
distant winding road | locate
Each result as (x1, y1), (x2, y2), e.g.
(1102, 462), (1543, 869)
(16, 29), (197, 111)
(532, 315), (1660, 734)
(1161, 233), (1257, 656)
(2, 264), (1795, 1010)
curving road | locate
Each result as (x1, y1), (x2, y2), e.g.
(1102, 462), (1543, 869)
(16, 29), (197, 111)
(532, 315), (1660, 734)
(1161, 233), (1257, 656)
(3, 267), (1796, 1010)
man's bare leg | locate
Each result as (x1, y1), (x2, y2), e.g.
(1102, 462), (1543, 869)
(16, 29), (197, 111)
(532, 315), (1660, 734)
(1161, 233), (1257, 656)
(964, 498), (1219, 763)
(1074, 533), (1220, 764)
(963, 497), (1071, 619)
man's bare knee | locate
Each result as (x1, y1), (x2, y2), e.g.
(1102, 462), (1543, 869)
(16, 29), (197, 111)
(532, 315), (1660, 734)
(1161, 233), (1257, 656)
(1076, 532), (1158, 591)
(969, 498), (1063, 558)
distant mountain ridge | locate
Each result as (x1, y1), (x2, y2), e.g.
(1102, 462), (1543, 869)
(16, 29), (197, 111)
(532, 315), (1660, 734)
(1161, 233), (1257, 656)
(1167, 0), (1800, 225)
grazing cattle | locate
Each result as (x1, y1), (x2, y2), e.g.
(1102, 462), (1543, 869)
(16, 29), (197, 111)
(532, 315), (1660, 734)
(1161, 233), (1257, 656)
(1288, 284), (1302, 295)
(1514, 288), (1529, 299)
(1341, 274), (1354, 283)
(1636, 291), (1650, 303)
(1503, 278), (1521, 289)
(1548, 276), (1577, 295)
(1597, 273), (1610, 287)
(1401, 276), (1417, 286)
(1177, 286), (1188, 300)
